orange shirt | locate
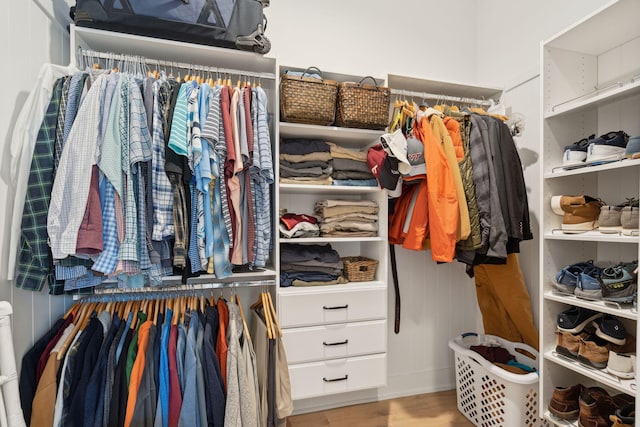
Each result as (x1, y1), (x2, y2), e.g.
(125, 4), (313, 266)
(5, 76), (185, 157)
(124, 320), (152, 427)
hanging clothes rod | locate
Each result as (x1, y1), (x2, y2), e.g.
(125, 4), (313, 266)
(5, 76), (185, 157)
(390, 88), (494, 107)
(73, 279), (276, 300)
(76, 46), (277, 80)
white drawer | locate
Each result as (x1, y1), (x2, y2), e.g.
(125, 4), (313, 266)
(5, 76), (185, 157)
(282, 320), (386, 364)
(288, 353), (387, 400)
(278, 284), (386, 328)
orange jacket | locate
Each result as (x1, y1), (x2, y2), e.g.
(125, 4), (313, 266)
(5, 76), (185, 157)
(402, 114), (458, 262)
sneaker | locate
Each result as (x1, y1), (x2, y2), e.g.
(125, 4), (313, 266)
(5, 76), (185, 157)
(553, 260), (596, 293)
(550, 195), (604, 233)
(575, 266), (605, 299)
(621, 201), (639, 236)
(598, 204), (624, 233)
(578, 333), (610, 369)
(610, 404), (635, 427)
(563, 134), (595, 167)
(607, 351), (636, 379)
(548, 383), (585, 420)
(557, 306), (602, 333)
(556, 328), (591, 359)
(586, 131), (630, 164)
(600, 263), (637, 304)
(624, 135), (640, 159)
(592, 314), (626, 345)
(579, 387), (618, 427)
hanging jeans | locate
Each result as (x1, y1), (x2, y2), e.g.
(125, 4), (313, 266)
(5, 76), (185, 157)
(473, 253), (539, 350)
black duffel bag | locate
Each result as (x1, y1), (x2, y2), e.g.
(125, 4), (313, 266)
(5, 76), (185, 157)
(71, 0), (271, 54)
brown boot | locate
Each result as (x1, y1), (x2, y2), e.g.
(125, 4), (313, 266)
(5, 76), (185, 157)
(548, 383), (584, 420)
(561, 196), (604, 233)
(579, 387), (618, 427)
(556, 328), (591, 358)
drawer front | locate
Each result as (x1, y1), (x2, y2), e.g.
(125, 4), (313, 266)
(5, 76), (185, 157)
(278, 286), (386, 328)
(288, 354), (387, 400)
(282, 320), (387, 364)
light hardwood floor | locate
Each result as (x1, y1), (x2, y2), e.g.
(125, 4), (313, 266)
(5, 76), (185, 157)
(286, 390), (474, 427)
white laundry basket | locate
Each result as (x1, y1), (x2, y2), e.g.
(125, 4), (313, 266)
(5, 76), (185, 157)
(448, 333), (545, 427)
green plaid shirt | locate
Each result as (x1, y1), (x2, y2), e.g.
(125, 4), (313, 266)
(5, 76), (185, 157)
(16, 78), (64, 293)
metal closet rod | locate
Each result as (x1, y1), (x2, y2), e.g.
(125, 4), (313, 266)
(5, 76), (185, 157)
(74, 280), (276, 301)
(76, 47), (277, 80)
(390, 88), (494, 107)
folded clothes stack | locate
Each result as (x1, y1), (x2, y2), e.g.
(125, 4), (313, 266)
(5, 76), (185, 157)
(279, 212), (320, 239)
(280, 243), (346, 287)
(314, 199), (379, 237)
(279, 138), (333, 185)
(327, 142), (377, 187)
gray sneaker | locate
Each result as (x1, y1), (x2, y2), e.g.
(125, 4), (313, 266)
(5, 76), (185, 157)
(599, 205), (623, 233)
(621, 201), (639, 236)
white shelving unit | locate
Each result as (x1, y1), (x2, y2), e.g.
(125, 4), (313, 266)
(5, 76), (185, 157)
(275, 67), (389, 401)
(69, 25), (279, 290)
(540, 0), (640, 424)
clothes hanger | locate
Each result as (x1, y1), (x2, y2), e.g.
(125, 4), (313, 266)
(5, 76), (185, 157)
(235, 294), (251, 340)
(265, 292), (282, 338)
(57, 301), (94, 360)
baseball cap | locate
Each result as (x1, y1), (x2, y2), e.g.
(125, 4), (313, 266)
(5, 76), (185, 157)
(367, 144), (402, 191)
(380, 129), (411, 174)
(403, 135), (426, 180)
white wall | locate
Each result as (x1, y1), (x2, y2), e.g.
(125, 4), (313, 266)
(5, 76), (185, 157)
(0, 0), (73, 366)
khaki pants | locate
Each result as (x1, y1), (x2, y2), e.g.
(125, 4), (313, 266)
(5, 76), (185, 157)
(473, 253), (539, 350)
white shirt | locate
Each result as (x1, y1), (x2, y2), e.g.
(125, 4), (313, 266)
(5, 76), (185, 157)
(8, 63), (77, 280)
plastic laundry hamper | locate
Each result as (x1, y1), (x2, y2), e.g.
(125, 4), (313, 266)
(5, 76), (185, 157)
(448, 333), (546, 427)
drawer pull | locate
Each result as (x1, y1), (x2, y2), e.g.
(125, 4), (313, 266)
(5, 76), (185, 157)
(322, 304), (349, 310)
(323, 375), (348, 383)
(323, 339), (349, 347)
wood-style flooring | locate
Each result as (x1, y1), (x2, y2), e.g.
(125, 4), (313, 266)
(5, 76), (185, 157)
(286, 390), (474, 427)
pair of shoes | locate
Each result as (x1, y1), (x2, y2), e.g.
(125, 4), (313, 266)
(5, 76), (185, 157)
(553, 260), (596, 293)
(578, 331), (636, 370)
(598, 198), (640, 235)
(610, 405), (636, 427)
(551, 195), (604, 233)
(587, 131), (630, 164)
(563, 134), (595, 167)
(625, 135), (640, 159)
(579, 387), (635, 427)
(572, 262), (638, 303)
(548, 383), (584, 420)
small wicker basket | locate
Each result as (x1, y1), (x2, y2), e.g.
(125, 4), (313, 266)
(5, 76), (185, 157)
(280, 67), (338, 126)
(335, 76), (390, 130)
(342, 256), (378, 282)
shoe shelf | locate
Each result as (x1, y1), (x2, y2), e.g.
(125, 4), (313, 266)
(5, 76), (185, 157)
(279, 184), (381, 194)
(543, 411), (578, 427)
(543, 290), (638, 321)
(544, 78), (640, 120)
(543, 231), (639, 244)
(543, 351), (636, 396)
(543, 158), (640, 180)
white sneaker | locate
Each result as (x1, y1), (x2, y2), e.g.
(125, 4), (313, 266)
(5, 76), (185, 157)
(606, 351), (636, 379)
(586, 143), (626, 163)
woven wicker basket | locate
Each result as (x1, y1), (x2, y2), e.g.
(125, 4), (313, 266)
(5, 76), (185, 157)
(280, 67), (338, 126)
(342, 256), (378, 282)
(335, 76), (390, 130)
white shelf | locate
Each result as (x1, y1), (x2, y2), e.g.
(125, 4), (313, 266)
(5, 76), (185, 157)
(71, 25), (276, 74)
(280, 237), (384, 243)
(544, 79), (640, 119)
(544, 411), (577, 427)
(387, 74), (502, 101)
(279, 183), (380, 194)
(278, 281), (385, 295)
(544, 290), (638, 321)
(278, 122), (383, 145)
(544, 158), (640, 179)
(543, 231), (639, 244)
(544, 351), (635, 396)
